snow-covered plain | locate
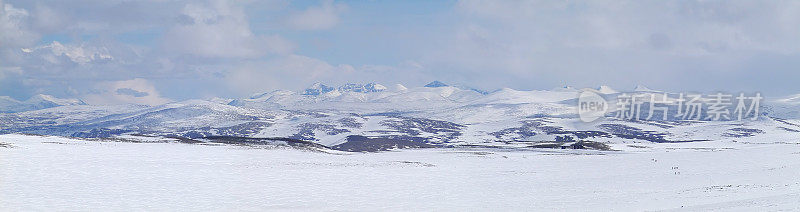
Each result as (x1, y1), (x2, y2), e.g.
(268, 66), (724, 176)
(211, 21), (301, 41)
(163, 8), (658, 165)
(2, 134), (799, 211)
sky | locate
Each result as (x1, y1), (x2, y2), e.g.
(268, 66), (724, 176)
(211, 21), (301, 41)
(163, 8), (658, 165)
(1, 0), (800, 105)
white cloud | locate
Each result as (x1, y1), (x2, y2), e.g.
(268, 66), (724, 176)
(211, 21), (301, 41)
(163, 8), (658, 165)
(0, 66), (22, 80)
(82, 78), (171, 105)
(3, 0), (798, 100)
(22, 41), (113, 64)
(427, 0), (800, 91)
(10, 39), (148, 83)
(30, 3), (64, 33)
(0, 1), (38, 47)
(163, 0), (294, 58)
(0, 0), (300, 101)
(454, 0), (800, 55)
(286, 0), (347, 30)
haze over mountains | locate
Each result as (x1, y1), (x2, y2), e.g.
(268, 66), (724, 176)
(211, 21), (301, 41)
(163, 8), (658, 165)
(2, 81), (800, 152)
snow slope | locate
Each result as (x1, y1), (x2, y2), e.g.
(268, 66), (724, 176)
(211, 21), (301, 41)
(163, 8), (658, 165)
(0, 94), (87, 113)
(2, 134), (800, 211)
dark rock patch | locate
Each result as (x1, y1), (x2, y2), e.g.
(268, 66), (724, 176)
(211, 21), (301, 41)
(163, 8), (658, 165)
(723, 128), (765, 137)
(202, 136), (330, 150)
(331, 135), (436, 152)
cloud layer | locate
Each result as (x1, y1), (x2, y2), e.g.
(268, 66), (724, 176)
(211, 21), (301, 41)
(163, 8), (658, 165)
(2, 0), (800, 103)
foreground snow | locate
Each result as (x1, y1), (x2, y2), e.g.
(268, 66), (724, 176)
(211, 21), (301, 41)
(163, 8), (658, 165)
(1, 134), (799, 211)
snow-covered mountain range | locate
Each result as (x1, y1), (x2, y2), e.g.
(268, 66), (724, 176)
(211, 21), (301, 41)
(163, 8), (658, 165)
(2, 81), (800, 152)
(0, 94), (86, 113)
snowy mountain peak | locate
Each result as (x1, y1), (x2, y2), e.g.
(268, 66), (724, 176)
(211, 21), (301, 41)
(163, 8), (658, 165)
(597, 85), (619, 94)
(424, 81), (448, 88)
(303, 83), (335, 95)
(446, 84), (489, 95)
(338, 83), (363, 92)
(205, 97), (234, 105)
(0, 96), (21, 104)
(0, 94), (87, 113)
(25, 94), (86, 106)
(338, 83), (387, 93)
(364, 83), (387, 92)
(0, 96), (22, 110)
(390, 84), (408, 92)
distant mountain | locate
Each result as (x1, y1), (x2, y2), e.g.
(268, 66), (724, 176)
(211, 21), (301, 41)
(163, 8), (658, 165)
(302, 82), (389, 96)
(422, 81), (488, 94)
(424, 81), (448, 88)
(775, 93), (800, 105)
(205, 97), (234, 105)
(0, 96), (21, 109)
(303, 83), (335, 96)
(27, 94), (86, 106)
(339, 83), (387, 93)
(390, 84), (408, 92)
(0, 94), (86, 113)
(597, 85), (619, 94)
(3, 83), (799, 152)
(363, 83), (387, 92)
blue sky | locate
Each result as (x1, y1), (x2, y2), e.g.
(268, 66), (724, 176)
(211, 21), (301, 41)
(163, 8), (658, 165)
(2, 0), (800, 105)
